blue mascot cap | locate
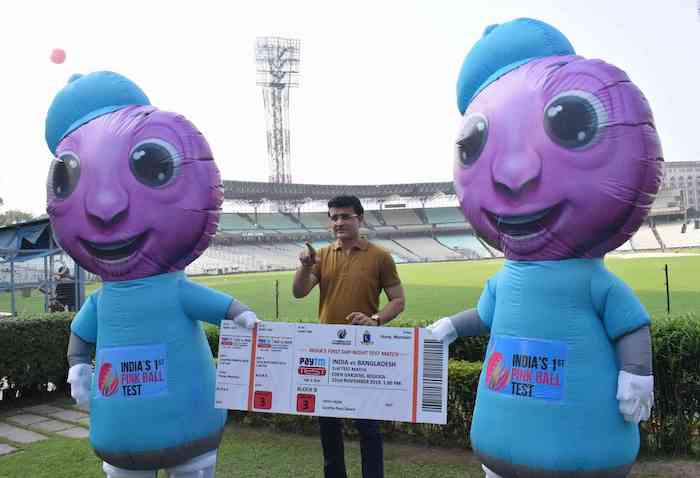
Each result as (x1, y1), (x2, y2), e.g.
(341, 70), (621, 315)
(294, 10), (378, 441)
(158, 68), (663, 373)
(45, 71), (150, 155)
(456, 18), (575, 114)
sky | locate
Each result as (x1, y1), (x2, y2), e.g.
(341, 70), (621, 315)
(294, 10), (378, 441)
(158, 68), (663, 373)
(0, 0), (698, 215)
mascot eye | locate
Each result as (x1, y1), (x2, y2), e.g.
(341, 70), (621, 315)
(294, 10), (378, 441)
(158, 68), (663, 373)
(544, 90), (607, 149)
(129, 139), (181, 188)
(456, 113), (488, 167)
(51, 152), (81, 199)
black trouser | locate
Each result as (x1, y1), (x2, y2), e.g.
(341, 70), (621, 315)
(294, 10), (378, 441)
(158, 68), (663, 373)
(319, 417), (384, 478)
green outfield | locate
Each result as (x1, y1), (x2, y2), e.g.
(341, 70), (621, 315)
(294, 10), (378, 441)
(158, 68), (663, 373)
(2, 254), (698, 321)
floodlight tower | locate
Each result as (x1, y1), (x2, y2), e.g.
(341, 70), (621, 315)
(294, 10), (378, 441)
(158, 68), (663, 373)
(256, 37), (300, 184)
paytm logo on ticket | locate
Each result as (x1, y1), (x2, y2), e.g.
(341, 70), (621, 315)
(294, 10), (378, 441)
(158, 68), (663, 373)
(298, 356), (329, 376)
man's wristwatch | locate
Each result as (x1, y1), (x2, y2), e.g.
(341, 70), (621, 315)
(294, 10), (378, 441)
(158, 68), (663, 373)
(371, 314), (381, 326)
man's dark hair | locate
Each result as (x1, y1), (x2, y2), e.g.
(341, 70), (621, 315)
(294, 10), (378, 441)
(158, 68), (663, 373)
(328, 195), (364, 216)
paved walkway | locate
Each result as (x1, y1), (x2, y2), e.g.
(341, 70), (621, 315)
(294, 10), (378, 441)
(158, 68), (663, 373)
(0, 399), (89, 457)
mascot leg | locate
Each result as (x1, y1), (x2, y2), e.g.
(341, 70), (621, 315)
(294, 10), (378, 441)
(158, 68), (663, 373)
(164, 449), (218, 478)
(482, 464), (504, 478)
(102, 462), (156, 478)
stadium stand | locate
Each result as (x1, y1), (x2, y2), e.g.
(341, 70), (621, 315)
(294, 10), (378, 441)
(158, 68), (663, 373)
(222, 181), (455, 201)
(254, 212), (301, 230)
(435, 233), (492, 258)
(187, 179), (688, 275)
(656, 221), (700, 248)
(298, 212), (329, 230)
(630, 225), (661, 250)
(393, 236), (463, 261)
(382, 209), (423, 226)
(219, 213), (257, 231)
(304, 239), (332, 250)
(372, 239), (422, 262)
(363, 211), (385, 228)
(616, 240), (634, 251)
(424, 207), (465, 224)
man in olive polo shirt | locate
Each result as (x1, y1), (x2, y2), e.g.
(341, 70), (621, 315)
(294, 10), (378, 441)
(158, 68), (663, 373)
(292, 195), (406, 478)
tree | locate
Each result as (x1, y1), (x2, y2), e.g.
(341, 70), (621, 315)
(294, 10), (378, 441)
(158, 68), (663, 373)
(0, 210), (34, 227)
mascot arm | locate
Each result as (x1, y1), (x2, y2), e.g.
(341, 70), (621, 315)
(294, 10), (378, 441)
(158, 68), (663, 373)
(67, 332), (94, 406)
(615, 326), (654, 424)
(428, 309), (489, 344)
(615, 325), (652, 376)
(68, 332), (93, 367)
(66, 293), (98, 407)
(67, 292), (98, 366)
(592, 272), (654, 424)
(226, 301), (260, 329)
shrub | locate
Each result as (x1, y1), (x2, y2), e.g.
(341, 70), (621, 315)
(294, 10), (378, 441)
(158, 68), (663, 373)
(3, 313), (698, 456)
(0, 314), (75, 406)
(642, 313), (700, 455)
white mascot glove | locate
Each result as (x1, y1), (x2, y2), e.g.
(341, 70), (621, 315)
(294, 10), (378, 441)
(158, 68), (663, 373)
(426, 317), (458, 345)
(616, 370), (654, 424)
(233, 310), (261, 329)
(67, 363), (93, 408)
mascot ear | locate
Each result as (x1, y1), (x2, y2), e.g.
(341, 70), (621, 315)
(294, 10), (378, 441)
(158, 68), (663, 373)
(456, 18), (575, 115)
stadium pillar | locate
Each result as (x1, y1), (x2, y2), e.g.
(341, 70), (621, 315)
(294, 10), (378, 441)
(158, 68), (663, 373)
(664, 264), (671, 314)
(9, 259), (16, 317)
(275, 279), (279, 320)
(43, 256), (49, 313)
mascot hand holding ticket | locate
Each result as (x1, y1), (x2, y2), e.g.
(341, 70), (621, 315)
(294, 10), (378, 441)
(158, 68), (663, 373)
(428, 18), (661, 478)
(46, 72), (259, 478)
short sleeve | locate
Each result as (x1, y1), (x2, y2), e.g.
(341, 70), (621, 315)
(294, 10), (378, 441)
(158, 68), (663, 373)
(591, 272), (650, 340)
(476, 275), (498, 330)
(179, 279), (234, 326)
(71, 291), (99, 343)
(379, 251), (401, 289)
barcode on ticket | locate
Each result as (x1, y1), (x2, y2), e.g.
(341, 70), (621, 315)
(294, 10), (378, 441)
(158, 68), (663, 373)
(421, 338), (444, 414)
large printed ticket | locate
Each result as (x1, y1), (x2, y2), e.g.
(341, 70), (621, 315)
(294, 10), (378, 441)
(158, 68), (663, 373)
(214, 321), (447, 424)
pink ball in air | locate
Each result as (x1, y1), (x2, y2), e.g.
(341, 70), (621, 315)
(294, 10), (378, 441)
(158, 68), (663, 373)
(50, 49), (66, 64)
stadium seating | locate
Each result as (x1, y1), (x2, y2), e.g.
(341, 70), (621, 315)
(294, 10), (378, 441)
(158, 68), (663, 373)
(435, 233), (492, 259)
(298, 212), (329, 230)
(656, 222), (700, 248)
(393, 236), (463, 261)
(631, 225), (662, 250)
(382, 209), (423, 226)
(424, 207), (465, 224)
(219, 213), (257, 231)
(362, 211), (385, 227)
(254, 213), (302, 230)
(196, 203), (698, 276)
(298, 240), (332, 251)
(372, 239), (421, 262)
(615, 240), (634, 252)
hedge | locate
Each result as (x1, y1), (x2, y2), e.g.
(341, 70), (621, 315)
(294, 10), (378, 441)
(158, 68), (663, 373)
(644, 313), (700, 455)
(0, 313), (75, 405)
(2, 313), (698, 456)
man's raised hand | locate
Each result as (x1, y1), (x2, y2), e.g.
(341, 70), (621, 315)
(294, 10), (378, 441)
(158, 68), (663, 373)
(299, 242), (317, 267)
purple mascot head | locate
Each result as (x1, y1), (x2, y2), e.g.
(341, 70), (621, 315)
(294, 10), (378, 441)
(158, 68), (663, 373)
(45, 72), (222, 280)
(454, 19), (663, 260)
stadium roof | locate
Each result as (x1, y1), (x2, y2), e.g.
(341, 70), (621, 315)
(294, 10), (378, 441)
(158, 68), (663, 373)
(0, 217), (60, 263)
(222, 180), (456, 201)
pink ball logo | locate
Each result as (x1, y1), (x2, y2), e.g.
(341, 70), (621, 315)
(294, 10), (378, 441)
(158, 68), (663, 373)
(485, 351), (510, 391)
(98, 362), (119, 397)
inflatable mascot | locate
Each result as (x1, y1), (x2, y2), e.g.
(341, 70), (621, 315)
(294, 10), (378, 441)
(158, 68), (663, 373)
(45, 71), (259, 478)
(428, 19), (661, 478)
